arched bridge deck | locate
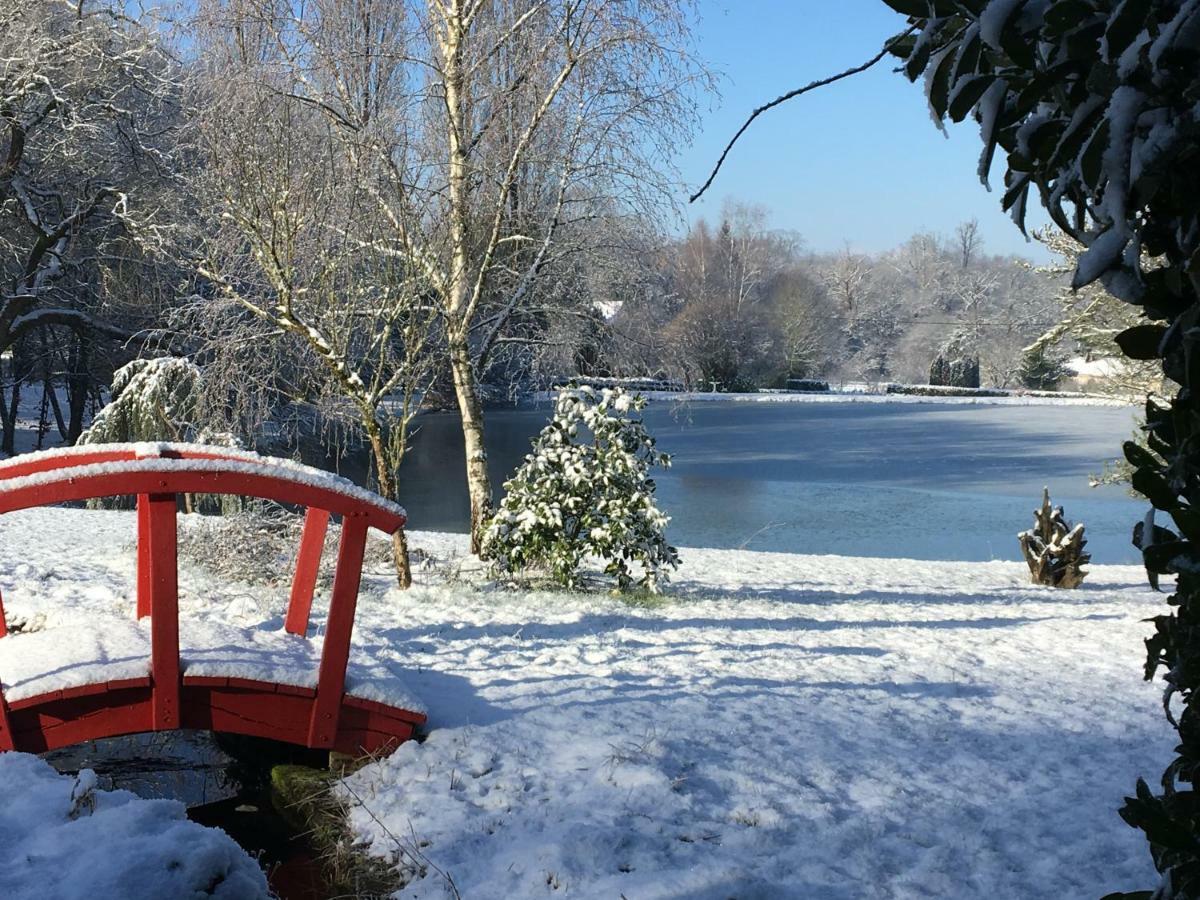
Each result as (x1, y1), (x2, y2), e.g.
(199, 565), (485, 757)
(0, 443), (426, 756)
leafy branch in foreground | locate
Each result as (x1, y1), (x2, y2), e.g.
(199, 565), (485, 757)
(882, 2), (1200, 895)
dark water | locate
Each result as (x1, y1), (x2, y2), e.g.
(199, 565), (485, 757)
(327, 399), (1146, 564)
(44, 732), (331, 899)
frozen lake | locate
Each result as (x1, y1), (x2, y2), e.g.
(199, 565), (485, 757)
(339, 400), (1147, 564)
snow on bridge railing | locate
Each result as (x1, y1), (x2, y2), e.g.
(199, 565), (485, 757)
(0, 442), (406, 521)
(0, 443), (412, 753)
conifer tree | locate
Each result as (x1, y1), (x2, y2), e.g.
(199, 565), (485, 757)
(484, 387), (678, 591)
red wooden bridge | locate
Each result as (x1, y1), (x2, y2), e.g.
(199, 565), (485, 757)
(0, 443), (425, 757)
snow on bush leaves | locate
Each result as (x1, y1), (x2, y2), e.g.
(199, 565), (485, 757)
(484, 387), (679, 591)
(79, 356), (234, 447)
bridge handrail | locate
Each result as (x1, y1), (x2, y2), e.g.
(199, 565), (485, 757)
(0, 443), (408, 751)
(0, 442), (404, 525)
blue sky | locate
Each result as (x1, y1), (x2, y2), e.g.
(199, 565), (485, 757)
(681, 1), (1051, 261)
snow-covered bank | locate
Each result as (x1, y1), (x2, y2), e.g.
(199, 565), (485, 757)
(0, 752), (269, 899)
(0, 509), (1172, 897)
(531, 388), (1132, 407)
(339, 535), (1170, 898)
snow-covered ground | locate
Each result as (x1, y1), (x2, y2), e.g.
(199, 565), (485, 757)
(0, 751), (269, 899)
(0, 508), (1173, 898)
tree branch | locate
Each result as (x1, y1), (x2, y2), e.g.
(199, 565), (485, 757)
(689, 28), (915, 204)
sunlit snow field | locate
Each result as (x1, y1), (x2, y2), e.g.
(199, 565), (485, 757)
(0, 503), (1171, 898)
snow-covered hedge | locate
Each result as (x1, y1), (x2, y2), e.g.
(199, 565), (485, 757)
(484, 387), (679, 591)
(885, 383), (1008, 398)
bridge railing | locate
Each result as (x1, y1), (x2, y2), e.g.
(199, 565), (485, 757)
(0, 443), (408, 751)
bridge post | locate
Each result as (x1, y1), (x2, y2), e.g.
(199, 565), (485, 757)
(285, 507), (330, 637)
(136, 494), (152, 619)
(1, 587), (15, 748)
(0, 688), (12, 751)
(147, 493), (180, 730)
(307, 514), (368, 749)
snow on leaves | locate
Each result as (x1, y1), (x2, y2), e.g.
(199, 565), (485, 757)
(887, 0), (1200, 304)
(78, 357), (219, 447)
(484, 387), (679, 592)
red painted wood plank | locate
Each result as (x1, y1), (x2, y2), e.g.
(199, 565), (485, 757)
(59, 683), (115, 703)
(0, 445), (322, 479)
(0, 586), (7, 638)
(307, 515), (368, 749)
(0, 448), (154, 479)
(227, 676), (274, 692)
(286, 507), (329, 637)
(0, 685), (14, 751)
(106, 677), (152, 693)
(181, 684), (312, 745)
(343, 693), (427, 724)
(7, 678), (154, 713)
(148, 492), (180, 730)
(274, 682), (315, 697)
(8, 690), (64, 711)
(7, 685), (154, 752)
(334, 705), (418, 756)
(136, 493), (152, 619)
(4, 680), (419, 756)
(182, 675), (229, 688)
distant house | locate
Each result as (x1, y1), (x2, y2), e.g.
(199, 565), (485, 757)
(593, 299), (623, 320)
(1064, 356), (1126, 390)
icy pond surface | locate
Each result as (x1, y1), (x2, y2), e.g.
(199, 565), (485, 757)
(336, 399), (1145, 564)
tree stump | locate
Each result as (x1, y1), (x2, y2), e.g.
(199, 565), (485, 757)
(1018, 487), (1090, 588)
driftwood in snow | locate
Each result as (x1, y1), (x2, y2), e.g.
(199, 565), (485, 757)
(1018, 487), (1090, 588)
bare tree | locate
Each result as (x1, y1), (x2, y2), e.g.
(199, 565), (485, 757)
(768, 270), (842, 380)
(186, 59), (441, 588)
(0, 1), (179, 452)
(820, 244), (872, 316)
(954, 219), (981, 270)
(658, 206), (801, 389)
(192, 0), (707, 553)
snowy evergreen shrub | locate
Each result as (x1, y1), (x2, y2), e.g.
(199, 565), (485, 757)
(1018, 345), (1072, 391)
(929, 333), (980, 388)
(484, 387), (679, 591)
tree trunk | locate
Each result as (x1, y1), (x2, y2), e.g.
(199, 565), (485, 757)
(65, 334), (90, 444)
(365, 420), (412, 589)
(439, 7), (492, 556)
(35, 381), (50, 450)
(45, 374), (67, 440)
(36, 328), (68, 440)
(449, 331), (493, 555)
(4, 381), (19, 456)
(391, 529), (411, 589)
(3, 341), (23, 456)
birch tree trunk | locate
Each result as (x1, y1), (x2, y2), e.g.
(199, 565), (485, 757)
(441, 5), (493, 554)
(448, 329), (492, 554)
